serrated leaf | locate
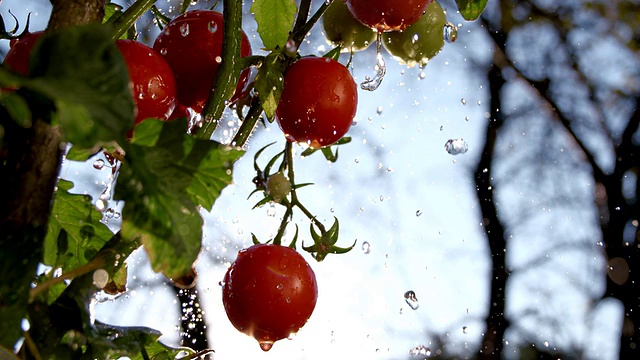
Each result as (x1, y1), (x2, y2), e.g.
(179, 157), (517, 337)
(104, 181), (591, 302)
(254, 53), (286, 120)
(185, 142), (243, 211)
(25, 24), (134, 148)
(251, 0), (297, 50)
(456, 0), (488, 21)
(44, 179), (115, 271)
(116, 119), (242, 279)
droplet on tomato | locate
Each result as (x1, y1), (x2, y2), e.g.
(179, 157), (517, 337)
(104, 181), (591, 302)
(259, 340), (274, 352)
(159, 48), (168, 55)
(180, 23), (190, 37)
(208, 21), (218, 33)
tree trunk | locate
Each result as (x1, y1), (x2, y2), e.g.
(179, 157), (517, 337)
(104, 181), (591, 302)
(474, 46), (510, 359)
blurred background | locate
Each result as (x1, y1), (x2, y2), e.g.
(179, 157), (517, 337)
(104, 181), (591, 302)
(2, 0), (638, 359)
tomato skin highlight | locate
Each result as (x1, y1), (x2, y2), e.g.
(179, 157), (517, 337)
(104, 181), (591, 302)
(222, 243), (318, 350)
(115, 39), (177, 125)
(344, 0), (433, 32)
(2, 31), (45, 76)
(152, 10), (252, 113)
(275, 57), (357, 148)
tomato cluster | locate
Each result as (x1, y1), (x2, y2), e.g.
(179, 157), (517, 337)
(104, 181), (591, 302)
(1, 9), (252, 131)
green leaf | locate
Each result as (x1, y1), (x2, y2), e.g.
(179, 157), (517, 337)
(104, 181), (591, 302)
(25, 24), (134, 148)
(456, 0), (488, 21)
(117, 119), (242, 279)
(44, 180), (115, 272)
(0, 91), (32, 127)
(254, 53), (286, 120)
(251, 0), (297, 50)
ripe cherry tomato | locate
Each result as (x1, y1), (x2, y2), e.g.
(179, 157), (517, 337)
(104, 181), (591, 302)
(153, 10), (252, 113)
(344, 0), (433, 32)
(275, 57), (357, 148)
(381, 1), (446, 68)
(115, 40), (177, 125)
(2, 31), (45, 76)
(323, 0), (376, 53)
(222, 243), (318, 351)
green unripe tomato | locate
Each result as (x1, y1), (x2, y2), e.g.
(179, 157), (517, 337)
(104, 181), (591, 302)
(322, 0), (377, 53)
(266, 173), (291, 203)
(381, 1), (446, 68)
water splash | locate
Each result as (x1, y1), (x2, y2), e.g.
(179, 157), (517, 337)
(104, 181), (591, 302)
(409, 345), (431, 356)
(360, 35), (386, 91)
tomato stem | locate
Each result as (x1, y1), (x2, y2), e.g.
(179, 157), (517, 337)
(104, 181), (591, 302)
(285, 142), (327, 234)
(292, 0), (312, 35)
(111, 0), (156, 41)
(196, 0), (243, 139)
(231, 98), (262, 147)
(290, 0), (333, 46)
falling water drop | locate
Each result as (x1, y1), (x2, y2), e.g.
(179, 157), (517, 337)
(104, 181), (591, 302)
(444, 138), (469, 155)
(404, 290), (419, 310)
(416, 210), (423, 217)
(93, 159), (105, 170)
(443, 22), (458, 43)
(259, 341), (274, 352)
(360, 35), (386, 91)
(361, 241), (371, 254)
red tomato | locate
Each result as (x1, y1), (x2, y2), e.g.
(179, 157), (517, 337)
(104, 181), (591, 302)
(344, 0), (433, 32)
(275, 57), (357, 148)
(2, 31), (45, 76)
(152, 10), (252, 113)
(222, 243), (318, 351)
(115, 39), (177, 125)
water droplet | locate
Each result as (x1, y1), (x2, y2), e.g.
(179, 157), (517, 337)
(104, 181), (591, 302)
(180, 23), (190, 37)
(444, 138), (469, 155)
(404, 290), (419, 310)
(159, 48), (168, 55)
(361, 241), (371, 254)
(215, 56), (222, 64)
(276, 283), (284, 290)
(92, 269), (109, 289)
(259, 341), (273, 351)
(461, 98), (467, 105)
(361, 38), (386, 91)
(93, 159), (105, 170)
(416, 210), (423, 217)
(444, 22), (458, 43)
(207, 21), (218, 33)
(419, 71), (426, 80)
(376, 106), (383, 115)
(465, 116), (470, 121)
(409, 345), (431, 356)
(462, 326), (468, 334)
